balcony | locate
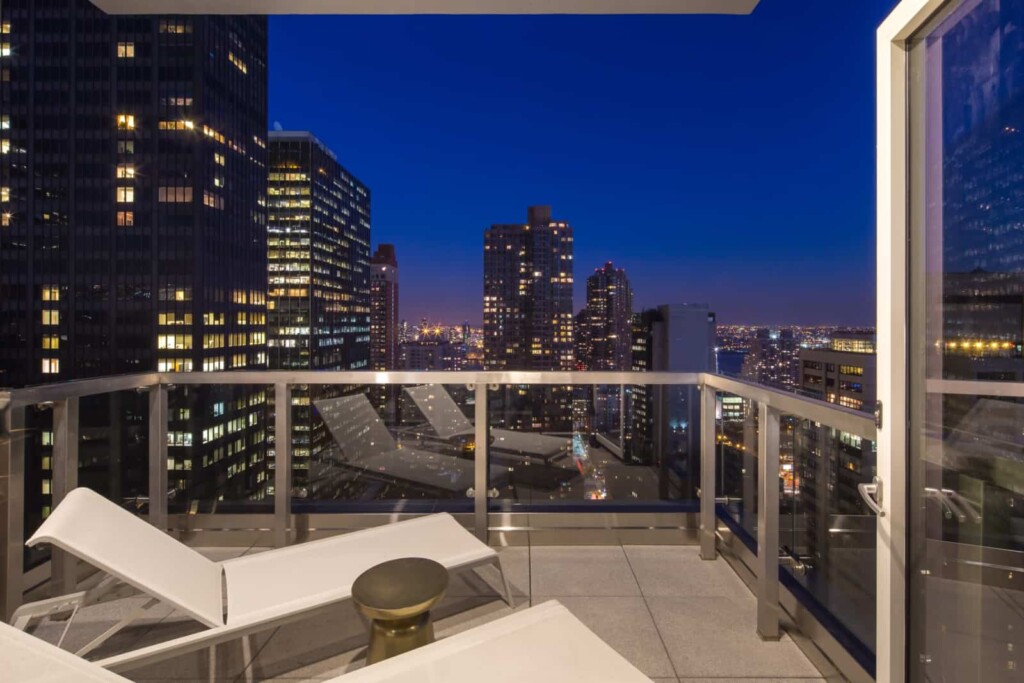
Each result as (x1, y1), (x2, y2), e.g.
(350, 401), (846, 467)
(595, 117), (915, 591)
(0, 371), (877, 682)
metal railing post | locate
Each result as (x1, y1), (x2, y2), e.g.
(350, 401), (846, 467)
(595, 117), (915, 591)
(699, 383), (717, 560)
(756, 401), (781, 640)
(1, 402), (25, 621)
(473, 382), (488, 542)
(274, 383), (292, 548)
(148, 384), (168, 531)
(52, 397), (79, 594)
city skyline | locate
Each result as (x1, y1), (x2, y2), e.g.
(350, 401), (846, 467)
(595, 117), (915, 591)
(268, 1), (898, 326)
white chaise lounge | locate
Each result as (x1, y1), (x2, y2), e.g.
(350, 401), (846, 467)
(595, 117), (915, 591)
(14, 487), (510, 671)
(2, 601), (653, 682)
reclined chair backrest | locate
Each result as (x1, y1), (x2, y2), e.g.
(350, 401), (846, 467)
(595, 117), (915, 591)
(403, 385), (473, 439)
(27, 487), (225, 627)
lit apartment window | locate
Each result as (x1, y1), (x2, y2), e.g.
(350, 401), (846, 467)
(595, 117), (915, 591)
(0, 22), (11, 34)
(158, 119), (194, 131)
(116, 187), (134, 203)
(0, 139), (8, 154)
(116, 114), (136, 130)
(158, 186), (193, 203)
(0, 115), (8, 130)
(213, 176), (224, 188)
(157, 359), (193, 372)
(213, 152), (225, 166)
(41, 286), (59, 302)
(159, 20), (191, 34)
(41, 310), (59, 325)
(41, 359), (60, 374)
(228, 51), (248, 74)
(116, 211), (134, 227)
(1, 211), (10, 227)
(203, 191), (224, 209)
(0, 43), (11, 57)
(42, 335), (60, 350)
(117, 42), (135, 58)
(117, 140), (134, 155)
(1, 187), (9, 202)
(116, 163), (135, 179)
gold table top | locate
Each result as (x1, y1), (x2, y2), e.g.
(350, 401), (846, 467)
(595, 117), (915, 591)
(352, 557), (449, 621)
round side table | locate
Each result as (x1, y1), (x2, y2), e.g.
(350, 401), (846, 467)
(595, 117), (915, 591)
(351, 557), (449, 665)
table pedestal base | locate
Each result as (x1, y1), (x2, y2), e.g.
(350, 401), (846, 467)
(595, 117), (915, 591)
(366, 611), (436, 665)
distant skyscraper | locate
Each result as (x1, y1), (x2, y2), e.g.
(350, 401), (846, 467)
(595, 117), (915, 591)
(483, 206), (575, 430)
(267, 131), (371, 494)
(741, 328), (799, 391)
(582, 262), (634, 371)
(0, 2), (270, 524)
(625, 304), (716, 498)
(483, 205), (574, 371)
(370, 244), (399, 371)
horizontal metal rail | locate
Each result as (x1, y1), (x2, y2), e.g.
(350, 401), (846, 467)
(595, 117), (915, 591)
(703, 373), (877, 441)
(926, 377), (1024, 398)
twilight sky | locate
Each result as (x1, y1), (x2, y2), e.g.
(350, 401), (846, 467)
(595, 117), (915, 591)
(268, 1), (899, 326)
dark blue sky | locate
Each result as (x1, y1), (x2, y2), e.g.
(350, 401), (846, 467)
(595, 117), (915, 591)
(269, 1), (899, 326)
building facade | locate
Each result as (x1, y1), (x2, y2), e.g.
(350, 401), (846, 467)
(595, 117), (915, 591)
(266, 131), (371, 494)
(625, 304), (716, 498)
(370, 244), (399, 371)
(0, 1), (270, 524)
(483, 205), (574, 371)
(581, 261), (634, 371)
(740, 328), (800, 391)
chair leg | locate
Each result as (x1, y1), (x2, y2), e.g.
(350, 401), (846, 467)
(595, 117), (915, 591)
(241, 634), (255, 683)
(494, 556), (514, 608)
(75, 597), (160, 657)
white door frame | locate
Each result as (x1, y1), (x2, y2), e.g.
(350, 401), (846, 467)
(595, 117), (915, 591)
(875, 1), (952, 681)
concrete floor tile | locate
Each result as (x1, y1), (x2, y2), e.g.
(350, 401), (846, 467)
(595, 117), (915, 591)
(624, 545), (749, 598)
(648, 596), (821, 679)
(530, 546), (640, 597)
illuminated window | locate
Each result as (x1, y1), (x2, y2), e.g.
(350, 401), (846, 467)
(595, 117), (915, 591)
(117, 42), (135, 58)
(157, 334), (192, 350)
(0, 22), (10, 34)
(228, 51), (248, 74)
(0, 139), (8, 154)
(0, 115), (8, 129)
(117, 140), (134, 155)
(116, 187), (134, 203)
(159, 20), (191, 34)
(158, 119), (194, 131)
(41, 310), (59, 325)
(116, 163), (135, 178)
(0, 43), (11, 57)
(158, 359), (193, 372)
(42, 335), (59, 350)
(213, 176), (224, 188)
(1, 187), (9, 202)
(1, 212), (10, 227)
(116, 114), (135, 130)
(213, 152), (225, 166)
(116, 211), (134, 227)
(203, 191), (224, 210)
(41, 286), (59, 302)
(158, 186), (193, 203)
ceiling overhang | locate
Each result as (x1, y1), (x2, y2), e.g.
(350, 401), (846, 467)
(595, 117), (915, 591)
(88, 0), (759, 15)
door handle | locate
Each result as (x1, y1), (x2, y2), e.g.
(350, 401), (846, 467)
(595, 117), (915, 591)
(858, 476), (885, 517)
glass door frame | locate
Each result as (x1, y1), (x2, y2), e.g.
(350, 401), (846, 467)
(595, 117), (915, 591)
(876, 2), (954, 682)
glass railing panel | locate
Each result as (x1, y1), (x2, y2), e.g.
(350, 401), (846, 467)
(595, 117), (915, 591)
(786, 418), (877, 657)
(299, 383), (475, 512)
(166, 383), (274, 514)
(78, 390), (151, 513)
(22, 404), (53, 571)
(716, 391), (758, 542)
(486, 383), (700, 508)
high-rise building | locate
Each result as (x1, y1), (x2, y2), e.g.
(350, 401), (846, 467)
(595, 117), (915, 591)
(483, 206), (574, 431)
(370, 244), (399, 371)
(799, 332), (876, 412)
(740, 328), (799, 391)
(0, 1), (270, 523)
(582, 262), (634, 371)
(625, 304), (716, 498)
(267, 131), (371, 494)
(483, 205), (574, 371)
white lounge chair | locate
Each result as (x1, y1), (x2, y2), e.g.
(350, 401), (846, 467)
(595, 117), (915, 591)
(2, 601), (652, 682)
(14, 487), (511, 672)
